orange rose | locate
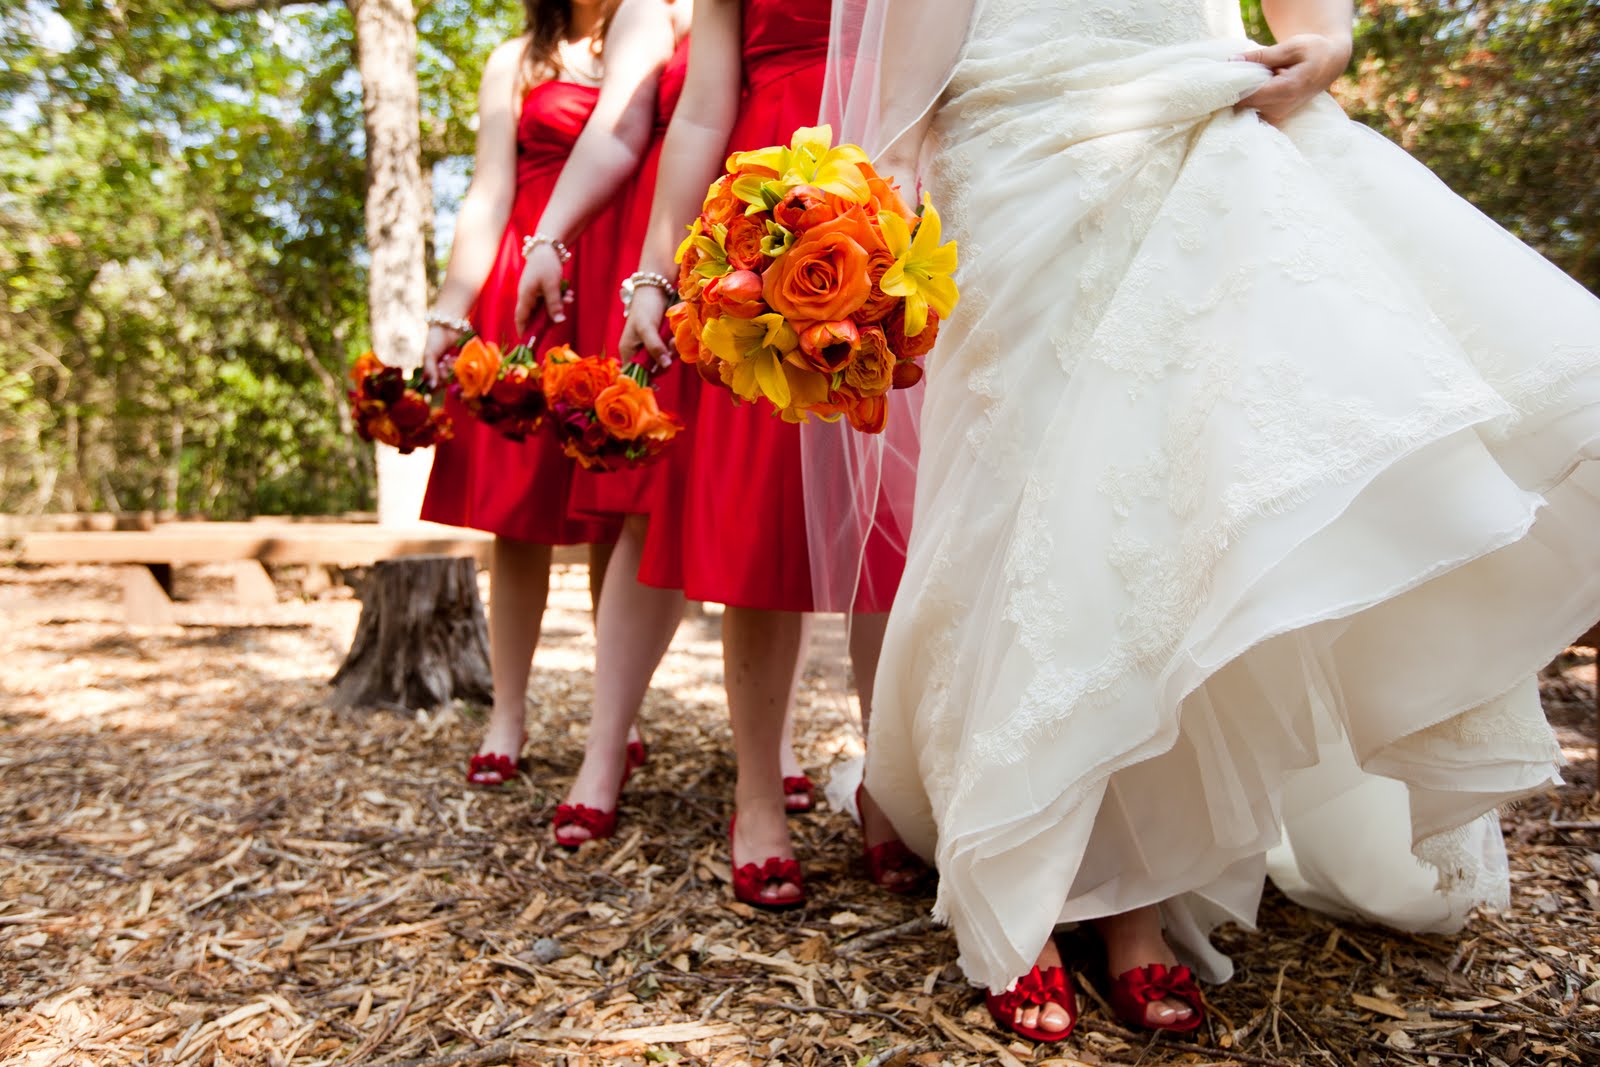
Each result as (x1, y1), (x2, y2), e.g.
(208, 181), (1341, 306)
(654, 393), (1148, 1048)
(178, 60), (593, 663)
(725, 215), (767, 271)
(594, 376), (665, 441)
(762, 211), (879, 324)
(453, 337), (503, 400)
(666, 301), (703, 363)
(794, 319), (861, 375)
(704, 269), (766, 319)
(676, 245), (707, 301)
(349, 351), (384, 385)
(887, 310), (940, 360)
(852, 248), (901, 326)
(543, 349), (617, 409)
(773, 185), (837, 232)
(844, 326), (894, 395)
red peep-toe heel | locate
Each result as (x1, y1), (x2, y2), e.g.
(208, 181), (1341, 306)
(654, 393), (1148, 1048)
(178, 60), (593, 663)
(551, 748), (639, 848)
(985, 964), (1079, 1043)
(1108, 963), (1205, 1033)
(783, 775), (815, 813)
(855, 785), (930, 894)
(728, 815), (806, 910)
(466, 733), (526, 788)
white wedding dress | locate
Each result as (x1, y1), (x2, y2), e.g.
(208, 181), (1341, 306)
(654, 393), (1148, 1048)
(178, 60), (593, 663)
(866, 0), (1600, 992)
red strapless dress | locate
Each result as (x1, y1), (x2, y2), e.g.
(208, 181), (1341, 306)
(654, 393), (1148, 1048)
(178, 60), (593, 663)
(637, 0), (905, 611)
(568, 36), (698, 588)
(420, 80), (621, 546)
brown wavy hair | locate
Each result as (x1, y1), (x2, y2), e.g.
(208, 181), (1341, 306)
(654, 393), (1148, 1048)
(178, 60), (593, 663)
(522, 0), (624, 83)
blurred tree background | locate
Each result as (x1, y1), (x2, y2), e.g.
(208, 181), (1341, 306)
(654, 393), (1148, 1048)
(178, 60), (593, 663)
(2, 1), (1597, 517)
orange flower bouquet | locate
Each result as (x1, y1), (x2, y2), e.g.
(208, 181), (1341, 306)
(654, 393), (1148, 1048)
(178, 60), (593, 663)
(666, 125), (959, 434)
(348, 352), (453, 454)
(542, 346), (683, 471)
(445, 336), (548, 441)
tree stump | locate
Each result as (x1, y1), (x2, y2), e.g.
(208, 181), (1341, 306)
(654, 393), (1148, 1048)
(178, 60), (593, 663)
(330, 554), (493, 709)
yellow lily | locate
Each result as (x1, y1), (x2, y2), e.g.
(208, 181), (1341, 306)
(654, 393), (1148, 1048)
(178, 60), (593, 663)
(880, 193), (960, 336)
(675, 218), (732, 280)
(701, 313), (801, 408)
(729, 125), (871, 209)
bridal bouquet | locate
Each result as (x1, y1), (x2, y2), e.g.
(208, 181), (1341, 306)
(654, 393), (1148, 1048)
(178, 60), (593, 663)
(542, 345), (683, 470)
(667, 125), (958, 434)
(447, 336), (548, 441)
(348, 352), (454, 454)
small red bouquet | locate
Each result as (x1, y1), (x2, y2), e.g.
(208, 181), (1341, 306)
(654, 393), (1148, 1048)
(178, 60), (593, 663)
(542, 346), (683, 471)
(447, 336), (547, 441)
(348, 352), (453, 454)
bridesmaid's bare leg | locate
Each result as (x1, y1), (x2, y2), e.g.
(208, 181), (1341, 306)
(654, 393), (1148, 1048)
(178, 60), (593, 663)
(1093, 906), (1195, 1027)
(475, 536), (553, 778)
(779, 615), (812, 798)
(726, 605), (805, 902)
(558, 517), (683, 843)
(849, 610), (920, 889)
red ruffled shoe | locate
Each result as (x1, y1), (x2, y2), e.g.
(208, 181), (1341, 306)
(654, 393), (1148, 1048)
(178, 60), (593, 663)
(626, 738), (648, 775)
(728, 816), (806, 910)
(1108, 963), (1205, 1033)
(783, 775), (814, 813)
(985, 964), (1078, 1043)
(466, 733), (525, 788)
(551, 749), (639, 849)
(856, 785), (930, 894)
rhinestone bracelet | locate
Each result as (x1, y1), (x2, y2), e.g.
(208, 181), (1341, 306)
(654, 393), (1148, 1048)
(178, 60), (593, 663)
(521, 233), (572, 264)
(620, 271), (677, 313)
(426, 311), (473, 334)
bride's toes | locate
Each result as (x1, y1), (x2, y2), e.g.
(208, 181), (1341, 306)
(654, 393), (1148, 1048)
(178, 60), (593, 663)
(1039, 1002), (1074, 1034)
(1147, 998), (1193, 1027)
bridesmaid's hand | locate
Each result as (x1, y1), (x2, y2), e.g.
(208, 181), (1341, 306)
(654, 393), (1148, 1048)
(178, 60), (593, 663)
(422, 323), (463, 388)
(514, 243), (573, 335)
(618, 284), (674, 370)
(1236, 33), (1352, 126)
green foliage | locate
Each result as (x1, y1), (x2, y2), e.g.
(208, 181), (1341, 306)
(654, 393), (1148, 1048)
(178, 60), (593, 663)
(1339, 0), (1600, 294)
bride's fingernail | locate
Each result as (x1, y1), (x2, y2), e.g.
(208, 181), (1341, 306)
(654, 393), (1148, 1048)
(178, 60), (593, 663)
(1229, 54), (1247, 62)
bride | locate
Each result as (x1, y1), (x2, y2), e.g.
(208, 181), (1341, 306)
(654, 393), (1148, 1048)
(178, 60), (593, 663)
(821, 0), (1600, 1043)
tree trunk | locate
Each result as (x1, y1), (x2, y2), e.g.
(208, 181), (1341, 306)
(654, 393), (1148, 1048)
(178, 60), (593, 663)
(330, 555), (493, 709)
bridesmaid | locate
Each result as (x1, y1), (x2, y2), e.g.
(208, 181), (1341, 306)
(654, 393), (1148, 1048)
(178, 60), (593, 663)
(418, 0), (645, 787)
(614, 0), (928, 905)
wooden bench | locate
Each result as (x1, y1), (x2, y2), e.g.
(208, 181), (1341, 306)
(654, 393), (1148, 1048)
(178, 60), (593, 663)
(16, 522), (549, 625)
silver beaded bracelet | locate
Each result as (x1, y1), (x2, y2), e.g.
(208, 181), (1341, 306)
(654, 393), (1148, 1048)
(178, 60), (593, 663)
(620, 271), (677, 313)
(426, 311), (473, 334)
(522, 233), (572, 264)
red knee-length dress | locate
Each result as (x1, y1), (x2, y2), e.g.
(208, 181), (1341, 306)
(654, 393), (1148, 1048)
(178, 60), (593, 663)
(636, 0), (906, 612)
(420, 79), (622, 546)
(568, 36), (698, 588)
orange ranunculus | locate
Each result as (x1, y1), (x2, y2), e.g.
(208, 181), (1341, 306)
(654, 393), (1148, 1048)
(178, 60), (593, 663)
(725, 215), (766, 271)
(666, 301), (703, 363)
(593, 376), (665, 441)
(453, 337), (503, 400)
(543, 349), (617, 409)
(793, 319), (861, 375)
(773, 184), (837, 232)
(704, 269), (766, 319)
(701, 174), (744, 228)
(844, 326), (894, 395)
(887, 309), (940, 360)
(892, 360), (924, 389)
(349, 351), (384, 385)
(852, 248), (901, 326)
(761, 211), (879, 324)
(676, 244), (707, 301)
(388, 390), (433, 431)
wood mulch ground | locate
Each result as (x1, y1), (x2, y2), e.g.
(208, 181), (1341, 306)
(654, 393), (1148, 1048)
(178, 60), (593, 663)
(2, 561), (1597, 1067)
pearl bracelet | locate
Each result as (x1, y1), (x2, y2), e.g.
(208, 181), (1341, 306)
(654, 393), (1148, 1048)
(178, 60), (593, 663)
(426, 311), (473, 334)
(522, 233), (572, 264)
(620, 271), (677, 313)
